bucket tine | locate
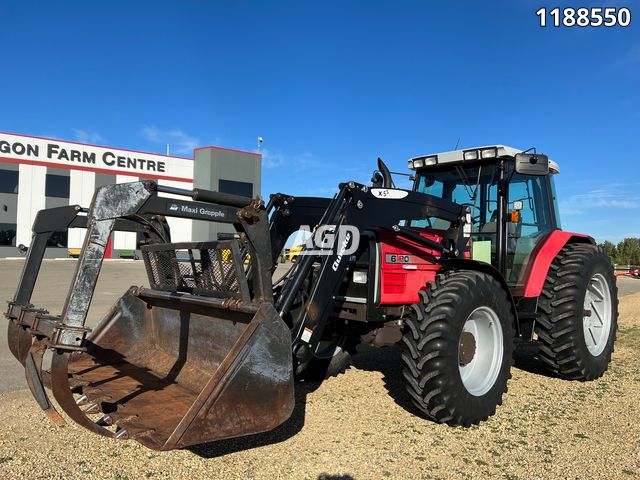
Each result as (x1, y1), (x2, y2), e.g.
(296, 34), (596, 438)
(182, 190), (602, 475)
(24, 341), (65, 426)
(17, 327), (33, 363)
(7, 321), (22, 363)
(7, 317), (33, 366)
(50, 350), (118, 439)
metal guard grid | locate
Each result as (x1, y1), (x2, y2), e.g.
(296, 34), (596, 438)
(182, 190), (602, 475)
(141, 240), (250, 299)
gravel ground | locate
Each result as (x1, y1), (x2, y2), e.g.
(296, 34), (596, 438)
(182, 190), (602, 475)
(617, 276), (640, 297)
(1, 288), (639, 479)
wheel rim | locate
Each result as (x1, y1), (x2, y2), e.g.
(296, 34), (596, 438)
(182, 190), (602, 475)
(583, 273), (612, 356)
(458, 306), (504, 397)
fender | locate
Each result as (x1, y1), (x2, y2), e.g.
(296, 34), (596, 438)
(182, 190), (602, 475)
(440, 258), (520, 335)
(520, 230), (594, 298)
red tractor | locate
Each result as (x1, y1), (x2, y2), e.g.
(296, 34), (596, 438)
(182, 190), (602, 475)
(6, 145), (618, 450)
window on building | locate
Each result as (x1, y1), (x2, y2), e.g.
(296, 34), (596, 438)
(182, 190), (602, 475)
(0, 169), (19, 194)
(45, 174), (70, 198)
(218, 179), (253, 198)
(0, 223), (17, 246)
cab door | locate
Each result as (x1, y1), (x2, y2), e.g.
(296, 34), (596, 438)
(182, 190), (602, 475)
(506, 173), (556, 286)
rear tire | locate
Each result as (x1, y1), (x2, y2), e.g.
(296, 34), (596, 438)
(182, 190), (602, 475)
(401, 270), (515, 426)
(535, 243), (618, 380)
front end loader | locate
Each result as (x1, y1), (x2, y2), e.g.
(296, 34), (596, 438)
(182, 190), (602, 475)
(6, 145), (618, 449)
(6, 181), (295, 450)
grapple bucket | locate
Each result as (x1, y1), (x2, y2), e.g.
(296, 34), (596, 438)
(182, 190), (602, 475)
(58, 240), (293, 450)
(5, 181), (295, 450)
(63, 288), (293, 450)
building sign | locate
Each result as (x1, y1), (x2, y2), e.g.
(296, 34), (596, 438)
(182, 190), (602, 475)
(0, 132), (193, 182)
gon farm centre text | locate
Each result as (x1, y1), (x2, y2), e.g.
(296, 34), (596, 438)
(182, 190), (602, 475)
(0, 139), (166, 173)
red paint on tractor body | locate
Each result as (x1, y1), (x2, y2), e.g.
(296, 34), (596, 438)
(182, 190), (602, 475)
(375, 227), (593, 304)
(376, 228), (453, 305)
(518, 230), (594, 298)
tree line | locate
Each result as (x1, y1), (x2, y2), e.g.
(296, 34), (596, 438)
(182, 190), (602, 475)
(600, 238), (640, 266)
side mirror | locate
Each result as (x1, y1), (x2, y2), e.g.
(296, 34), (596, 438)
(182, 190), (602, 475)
(515, 153), (549, 176)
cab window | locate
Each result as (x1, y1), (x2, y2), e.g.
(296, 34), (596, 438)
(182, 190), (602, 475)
(413, 163), (499, 233)
(506, 173), (554, 284)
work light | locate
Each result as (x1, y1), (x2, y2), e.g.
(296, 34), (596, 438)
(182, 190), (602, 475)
(353, 271), (368, 284)
(481, 147), (498, 159)
(463, 149), (479, 161)
(408, 155), (437, 170)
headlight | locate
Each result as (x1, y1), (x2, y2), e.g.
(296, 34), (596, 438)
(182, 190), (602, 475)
(481, 147), (498, 159)
(463, 149), (479, 161)
(353, 271), (368, 284)
(408, 155), (437, 169)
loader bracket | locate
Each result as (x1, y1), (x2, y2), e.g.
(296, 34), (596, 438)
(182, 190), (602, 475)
(50, 324), (91, 351)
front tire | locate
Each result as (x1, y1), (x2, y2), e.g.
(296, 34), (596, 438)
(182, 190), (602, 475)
(298, 337), (356, 381)
(402, 270), (515, 426)
(535, 243), (618, 380)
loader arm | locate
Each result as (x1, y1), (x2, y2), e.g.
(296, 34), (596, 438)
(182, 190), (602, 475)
(276, 182), (470, 367)
(31, 181), (274, 352)
(268, 194), (332, 266)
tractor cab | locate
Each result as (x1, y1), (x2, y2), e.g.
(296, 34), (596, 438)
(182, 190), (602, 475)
(407, 145), (561, 290)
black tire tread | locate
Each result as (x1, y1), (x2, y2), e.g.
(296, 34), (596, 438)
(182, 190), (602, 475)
(535, 243), (618, 380)
(401, 270), (514, 427)
(299, 341), (356, 382)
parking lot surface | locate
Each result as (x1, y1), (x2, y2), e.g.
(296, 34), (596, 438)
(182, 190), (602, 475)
(1, 260), (639, 479)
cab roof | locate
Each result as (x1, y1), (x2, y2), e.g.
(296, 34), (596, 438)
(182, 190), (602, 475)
(408, 144), (560, 173)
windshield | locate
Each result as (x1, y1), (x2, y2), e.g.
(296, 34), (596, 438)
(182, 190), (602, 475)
(413, 161), (556, 286)
(412, 162), (499, 232)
